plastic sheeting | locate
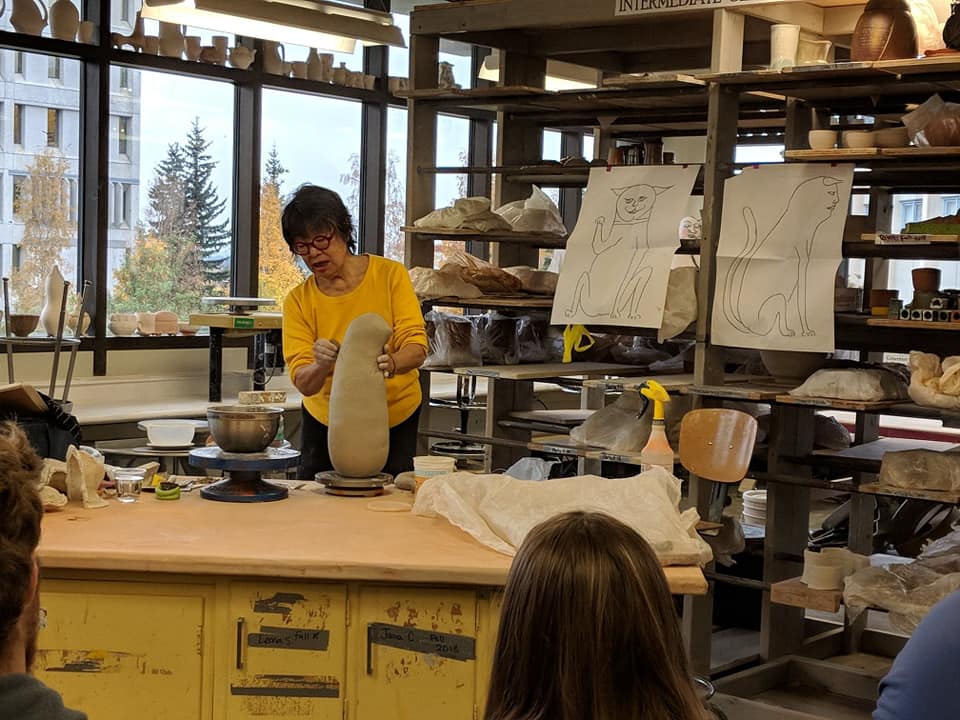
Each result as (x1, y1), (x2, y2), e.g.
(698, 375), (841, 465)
(412, 468), (713, 566)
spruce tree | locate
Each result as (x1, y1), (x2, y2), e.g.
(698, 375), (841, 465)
(182, 117), (231, 291)
(265, 143), (287, 189)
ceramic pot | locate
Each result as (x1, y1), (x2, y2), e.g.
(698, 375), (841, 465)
(40, 265), (67, 336)
(211, 35), (228, 55)
(851, 0), (918, 61)
(306, 48), (324, 80)
(332, 62), (347, 85)
(291, 61), (308, 79)
(362, 74), (375, 90)
(770, 24), (801, 69)
(842, 130), (876, 148)
(11, 0), (48, 35)
(9, 313), (39, 337)
(78, 19), (95, 44)
(946, 1), (960, 49)
(158, 21), (184, 58)
(262, 40), (285, 74)
(184, 35), (202, 61)
(228, 46), (256, 69)
(199, 46), (223, 64)
(318, 52), (334, 80)
(154, 311), (179, 335)
(760, 350), (829, 383)
(913, 267), (942, 292)
(49, 0), (78, 41)
(808, 129), (838, 149)
(136, 312), (157, 335)
(797, 38), (832, 64)
(67, 311), (90, 335)
(869, 288), (899, 315)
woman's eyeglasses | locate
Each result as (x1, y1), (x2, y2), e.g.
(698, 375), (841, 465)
(292, 232), (335, 256)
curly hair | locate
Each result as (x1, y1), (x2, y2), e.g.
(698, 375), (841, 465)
(0, 423), (43, 649)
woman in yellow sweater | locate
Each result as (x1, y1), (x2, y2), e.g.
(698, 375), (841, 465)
(281, 185), (428, 480)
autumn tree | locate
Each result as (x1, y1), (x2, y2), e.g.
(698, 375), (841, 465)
(11, 150), (75, 312)
(258, 145), (305, 309)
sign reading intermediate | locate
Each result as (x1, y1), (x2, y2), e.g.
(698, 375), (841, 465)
(616, 0), (761, 15)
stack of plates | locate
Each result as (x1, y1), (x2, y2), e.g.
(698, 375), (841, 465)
(741, 489), (767, 527)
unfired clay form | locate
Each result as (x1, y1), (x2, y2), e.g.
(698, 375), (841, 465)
(328, 313), (392, 478)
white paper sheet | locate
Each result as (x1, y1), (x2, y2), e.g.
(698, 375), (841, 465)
(710, 164), (854, 352)
(551, 165), (700, 328)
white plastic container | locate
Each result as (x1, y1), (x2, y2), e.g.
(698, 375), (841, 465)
(141, 419), (196, 448)
(413, 455), (457, 491)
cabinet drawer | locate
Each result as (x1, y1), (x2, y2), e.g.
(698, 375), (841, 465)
(36, 580), (207, 720)
(227, 581), (347, 720)
(353, 586), (478, 720)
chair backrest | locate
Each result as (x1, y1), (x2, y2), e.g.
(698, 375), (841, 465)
(679, 408), (758, 484)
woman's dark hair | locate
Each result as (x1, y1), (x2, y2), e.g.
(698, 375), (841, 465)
(281, 184), (356, 252)
(485, 511), (706, 720)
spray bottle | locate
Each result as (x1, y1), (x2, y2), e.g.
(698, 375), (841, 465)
(639, 379), (674, 475)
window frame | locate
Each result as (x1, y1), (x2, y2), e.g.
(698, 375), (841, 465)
(13, 103), (24, 146)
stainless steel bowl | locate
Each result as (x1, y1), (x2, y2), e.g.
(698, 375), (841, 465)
(206, 405), (283, 453)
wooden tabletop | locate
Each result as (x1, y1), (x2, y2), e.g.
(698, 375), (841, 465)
(38, 486), (706, 594)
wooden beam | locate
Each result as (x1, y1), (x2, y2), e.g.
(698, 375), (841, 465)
(823, 5), (862, 37)
(527, 17), (715, 56)
(712, 9), (744, 73)
(404, 34), (439, 268)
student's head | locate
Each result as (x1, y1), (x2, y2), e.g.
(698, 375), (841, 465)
(485, 511), (705, 720)
(281, 184), (357, 254)
(0, 423), (44, 672)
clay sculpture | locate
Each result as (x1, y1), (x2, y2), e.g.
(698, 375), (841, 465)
(65, 445), (108, 509)
(328, 313), (392, 478)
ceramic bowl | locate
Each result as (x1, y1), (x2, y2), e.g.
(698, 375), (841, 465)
(808, 129), (838, 150)
(8, 314), (39, 337)
(842, 130), (875, 149)
(109, 319), (138, 336)
(142, 419), (196, 447)
(873, 126), (909, 148)
(760, 350), (829, 383)
(154, 311), (180, 335)
(207, 405), (283, 453)
(136, 312), (157, 335)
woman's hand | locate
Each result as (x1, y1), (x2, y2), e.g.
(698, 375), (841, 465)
(377, 344), (396, 378)
(313, 338), (340, 371)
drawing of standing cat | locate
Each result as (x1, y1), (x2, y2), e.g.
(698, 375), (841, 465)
(564, 183), (670, 319)
(721, 175), (842, 338)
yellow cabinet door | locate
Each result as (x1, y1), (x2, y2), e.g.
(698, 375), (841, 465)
(475, 590), (504, 719)
(352, 587), (477, 720)
(36, 580), (208, 720)
(227, 581), (347, 720)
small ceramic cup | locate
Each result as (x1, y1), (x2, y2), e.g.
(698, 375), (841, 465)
(842, 130), (875, 149)
(78, 20), (96, 44)
(211, 35), (229, 54)
(144, 36), (160, 55)
(291, 61), (308, 79)
(808, 129), (838, 150)
(184, 35), (202, 61)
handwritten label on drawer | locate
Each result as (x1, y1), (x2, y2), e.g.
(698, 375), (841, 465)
(367, 622), (475, 662)
(248, 626), (330, 651)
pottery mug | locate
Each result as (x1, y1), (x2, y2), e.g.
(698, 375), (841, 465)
(291, 61), (308, 79)
(770, 24), (801, 69)
(143, 35), (160, 55)
(211, 35), (229, 53)
(184, 35), (202, 61)
(78, 20), (96, 44)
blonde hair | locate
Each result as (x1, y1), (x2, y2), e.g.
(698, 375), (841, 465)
(485, 511), (706, 720)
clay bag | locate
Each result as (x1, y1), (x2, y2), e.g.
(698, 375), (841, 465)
(328, 313), (392, 478)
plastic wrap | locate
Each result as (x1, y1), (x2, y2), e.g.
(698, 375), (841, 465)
(414, 196), (513, 232)
(908, 351), (960, 410)
(422, 311), (481, 368)
(478, 312), (519, 365)
(409, 266), (482, 300)
(516, 313), (550, 364)
(903, 94), (960, 147)
(441, 251), (524, 294)
(502, 266), (558, 295)
(879, 449), (960, 492)
(790, 367), (909, 402)
(570, 392), (691, 453)
(609, 336), (671, 366)
(412, 468), (713, 566)
(494, 186), (567, 235)
(844, 526), (960, 632)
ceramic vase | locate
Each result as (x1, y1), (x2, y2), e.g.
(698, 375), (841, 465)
(11, 0), (48, 35)
(262, 40), (285, 74)
(307, 48), (324, 80)
(184, 35), (202, 61)
(770, 24), (801, 69)
(851, 0), (918, 60)
(158, 21), (184, 58)
(78, 19), (95, 44)
(49, 0), (78, 41)
(40, 265), (67, 336)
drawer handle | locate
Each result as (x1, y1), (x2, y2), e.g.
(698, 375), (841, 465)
(236, 617), (246, 670)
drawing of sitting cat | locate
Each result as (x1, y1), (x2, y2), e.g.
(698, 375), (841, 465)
(721, 175), (842, 338)
(564, 183), (670, 319)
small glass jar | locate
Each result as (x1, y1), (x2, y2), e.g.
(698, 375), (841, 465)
(115, 469), (144, 504)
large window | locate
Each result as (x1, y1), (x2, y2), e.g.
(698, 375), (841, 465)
(384, 106), (408, 263)
(107, 67), (234, 322)
(259, 90), (362, 306)
(435, 114), (470, 265)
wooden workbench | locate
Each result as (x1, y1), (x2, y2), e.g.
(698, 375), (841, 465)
(38, 486), (705, 593)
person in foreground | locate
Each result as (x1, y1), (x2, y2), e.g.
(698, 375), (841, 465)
(484, 511), (708, 720)
(0, 422), (86, 720)
(281, 185), (428, 480)
(873, 587), (960, 720)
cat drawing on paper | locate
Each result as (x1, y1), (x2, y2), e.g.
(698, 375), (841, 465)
(721, 175), (842, 338)
(564, 183), (670, 319)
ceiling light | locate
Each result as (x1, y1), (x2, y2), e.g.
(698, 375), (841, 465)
(142, 0), (405, 54)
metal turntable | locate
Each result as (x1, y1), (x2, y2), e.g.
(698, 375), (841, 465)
(189, 446), (299, 502)
(315, 471), (392, 497)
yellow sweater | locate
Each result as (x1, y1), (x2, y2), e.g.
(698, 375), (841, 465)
(283, 255), (428, 427)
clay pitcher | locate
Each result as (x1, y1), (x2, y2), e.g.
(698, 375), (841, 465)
(158, 21), (184, 58)
(262, 40), (285, 74)
(40, 265), (67, 336)
(11, 0), (48, 36)
(49, 0), (78, 41)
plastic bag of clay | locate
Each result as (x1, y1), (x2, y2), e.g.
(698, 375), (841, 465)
(903, 94), (960, 147)
(908, 351), (960, 410)
(504, 457), (558, 481)
(502, 266), (558, 295)
(570, 392), (690, 454)
(441, 251), (523, 295)
(879, 449), (960, 492)
(408, 266), (482, 300)
(789, 368), (909, 402)
(495, 186), (567, 235)
(477, 312), (519, 365)
(843, 564), (960, 633)
(516, 313), (550, 363)
(659, 266), (698, 342)
(423, 312), (480, 368)
(609, 336), (670, 366)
